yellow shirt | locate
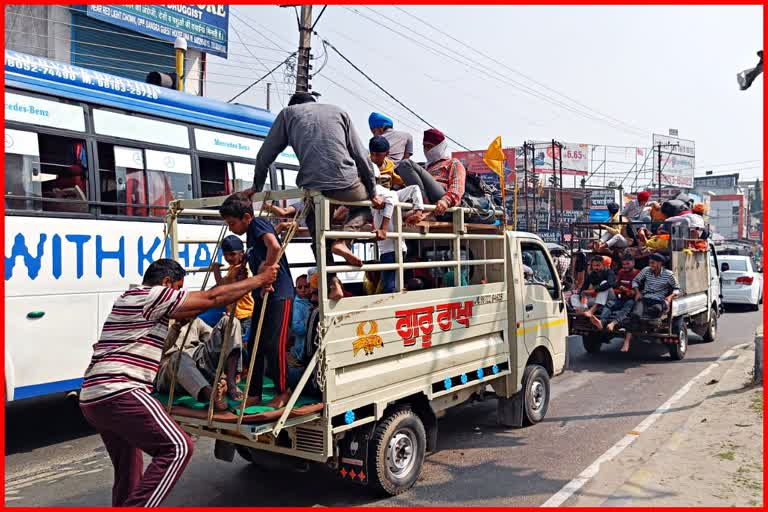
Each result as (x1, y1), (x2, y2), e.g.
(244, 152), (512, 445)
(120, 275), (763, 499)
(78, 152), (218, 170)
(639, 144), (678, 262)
(226, 266), (255, 320)
(378, 158), (404, 188)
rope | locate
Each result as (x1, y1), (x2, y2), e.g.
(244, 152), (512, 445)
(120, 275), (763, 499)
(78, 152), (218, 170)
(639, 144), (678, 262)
(237, 193), (308, 430)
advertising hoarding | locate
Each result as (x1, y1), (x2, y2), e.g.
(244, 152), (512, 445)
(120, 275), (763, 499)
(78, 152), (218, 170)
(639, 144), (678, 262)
(452, 148), (516, 189)
(87, 5), (229, 57)
(515, 143), (589, 176)
(652, 134), (695, 188)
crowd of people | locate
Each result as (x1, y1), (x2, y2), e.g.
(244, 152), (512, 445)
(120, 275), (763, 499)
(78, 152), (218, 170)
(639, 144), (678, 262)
(565, 190), (708, 352)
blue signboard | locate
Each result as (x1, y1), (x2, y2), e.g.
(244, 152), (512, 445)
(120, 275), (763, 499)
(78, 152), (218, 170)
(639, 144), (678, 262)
(86, 5), (229, 58)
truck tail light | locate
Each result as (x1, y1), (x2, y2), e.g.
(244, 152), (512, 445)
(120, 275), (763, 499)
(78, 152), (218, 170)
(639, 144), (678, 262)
(736, 276), (754, 285)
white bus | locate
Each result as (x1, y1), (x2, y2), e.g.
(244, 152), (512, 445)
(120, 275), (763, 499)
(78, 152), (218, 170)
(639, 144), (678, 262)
(4, 50), (321, 401)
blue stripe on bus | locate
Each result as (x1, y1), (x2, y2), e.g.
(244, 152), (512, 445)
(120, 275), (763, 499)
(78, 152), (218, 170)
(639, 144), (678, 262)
(14, 378), (83, 400)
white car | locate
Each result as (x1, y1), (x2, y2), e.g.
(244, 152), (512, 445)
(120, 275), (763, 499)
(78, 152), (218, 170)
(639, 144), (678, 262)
(719, 255), (763, 310)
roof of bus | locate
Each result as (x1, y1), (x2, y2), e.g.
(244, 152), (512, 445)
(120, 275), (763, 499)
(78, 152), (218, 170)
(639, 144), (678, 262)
(5, 50), (277, 137)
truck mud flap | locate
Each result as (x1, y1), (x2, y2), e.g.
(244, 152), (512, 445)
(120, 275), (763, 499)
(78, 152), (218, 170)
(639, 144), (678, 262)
(565, 335), (581, 369)
(337, 423), (375, 485)
(214, 439), (236, 462)
(497, 391), (524, 428)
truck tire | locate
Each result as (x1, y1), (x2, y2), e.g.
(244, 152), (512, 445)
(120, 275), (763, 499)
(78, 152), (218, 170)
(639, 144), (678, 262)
(702, 308), (717, 343)
(669, 323), (688, 361)
(522, 364), (550, 425)
(583, 334), (603, 354)
(368, 408), (426, 496)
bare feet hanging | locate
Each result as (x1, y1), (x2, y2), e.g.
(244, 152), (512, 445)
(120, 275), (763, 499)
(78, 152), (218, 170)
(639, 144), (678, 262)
(589, 315), (603, 329)
(606, 321), (617, 332)
(620, 337), (631, 352)
(331, 241), (363, 266)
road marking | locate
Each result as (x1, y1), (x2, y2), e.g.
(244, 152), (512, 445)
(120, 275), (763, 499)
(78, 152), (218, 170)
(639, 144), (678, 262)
(541, 342), (749, 507)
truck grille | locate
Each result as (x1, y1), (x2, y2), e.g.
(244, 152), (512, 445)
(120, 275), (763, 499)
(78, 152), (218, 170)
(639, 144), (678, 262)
(295, 427), (324, 454)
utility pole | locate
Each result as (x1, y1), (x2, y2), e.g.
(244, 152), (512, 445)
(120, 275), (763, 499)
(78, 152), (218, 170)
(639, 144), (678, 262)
(266, 83), (271, 111)
(296, 5), (313, 93)
(657, 142), (662, 201)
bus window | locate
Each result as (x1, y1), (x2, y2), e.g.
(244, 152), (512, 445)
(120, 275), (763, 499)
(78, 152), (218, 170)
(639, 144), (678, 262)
(199, 157), (232, 198)
(4, 129), (41, 211)
(280, 167), (298, 190)
(98, 143), (147, 216)
(27, 133), (90, 214)
(230, 161), (266, 192)
(145, 150), (192, 217)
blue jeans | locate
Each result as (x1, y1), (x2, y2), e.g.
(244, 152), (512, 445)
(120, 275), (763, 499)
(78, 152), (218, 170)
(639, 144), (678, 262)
(600, 298), (635, 326)
(381, 251), (402, 294)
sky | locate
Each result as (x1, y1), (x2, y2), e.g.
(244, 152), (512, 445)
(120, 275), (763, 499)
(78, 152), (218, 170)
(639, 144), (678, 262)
(206, 5), (764, 186)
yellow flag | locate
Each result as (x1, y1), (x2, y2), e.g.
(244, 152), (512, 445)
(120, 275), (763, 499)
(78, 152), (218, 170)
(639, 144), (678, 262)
(482, 136), (506, 180)
(483, 136), (507, 226)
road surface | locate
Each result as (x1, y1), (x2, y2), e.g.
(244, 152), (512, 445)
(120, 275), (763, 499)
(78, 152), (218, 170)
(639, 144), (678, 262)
(5, 305), (761, 507)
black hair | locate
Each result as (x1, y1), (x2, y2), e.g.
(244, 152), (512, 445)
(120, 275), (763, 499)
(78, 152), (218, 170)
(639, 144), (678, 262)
(621, 253), (635, 261)
(288, 92), (317, 106)
(590, 254), (605, 263)
(297, 274), (308, 283)
(143, 258), (186, 286)
(219, 193), (254, 219)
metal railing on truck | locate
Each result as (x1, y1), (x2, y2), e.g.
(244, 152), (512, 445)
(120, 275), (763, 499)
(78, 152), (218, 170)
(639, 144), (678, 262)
(159, 189), (507, 455)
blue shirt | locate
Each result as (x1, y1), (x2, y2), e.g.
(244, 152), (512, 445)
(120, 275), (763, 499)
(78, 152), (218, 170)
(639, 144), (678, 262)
(289, 297), (313, 360)
(246, 218), (294, 301)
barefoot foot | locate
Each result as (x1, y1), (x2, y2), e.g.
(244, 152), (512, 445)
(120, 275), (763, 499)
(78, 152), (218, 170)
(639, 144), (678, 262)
(331, 242), (363, 266)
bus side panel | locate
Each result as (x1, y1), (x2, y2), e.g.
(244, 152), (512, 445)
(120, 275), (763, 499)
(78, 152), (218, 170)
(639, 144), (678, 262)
(323, 284), (509, 415)
(6, 294), (98, 399)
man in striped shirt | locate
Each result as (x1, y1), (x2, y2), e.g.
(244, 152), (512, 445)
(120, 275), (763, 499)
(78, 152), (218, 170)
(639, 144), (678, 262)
(79, 258), (277, 507)
(620, 253), (680, 352)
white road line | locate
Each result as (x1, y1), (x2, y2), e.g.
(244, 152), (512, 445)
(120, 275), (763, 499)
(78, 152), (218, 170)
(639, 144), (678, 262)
(541, 343), (749, 507)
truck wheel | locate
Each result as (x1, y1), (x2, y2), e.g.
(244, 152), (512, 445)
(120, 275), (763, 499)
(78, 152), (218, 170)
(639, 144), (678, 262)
(369, 408), (426, 496)
(583, 334), (603, 354)
(702, 308), (717, 343)
(522, 364), (550, 425)
(669, 324), (688, 361)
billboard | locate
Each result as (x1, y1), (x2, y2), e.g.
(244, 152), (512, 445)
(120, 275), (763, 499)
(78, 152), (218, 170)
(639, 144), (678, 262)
(652, 134), (695, 188)
(515, 143), (589, 176)
(87, 5), (229, 57)
(452, 149), (516, 190)
(588, 189), (620, 222)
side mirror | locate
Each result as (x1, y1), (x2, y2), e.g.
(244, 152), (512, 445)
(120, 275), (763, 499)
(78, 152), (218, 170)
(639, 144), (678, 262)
(721, 263), (730, 272)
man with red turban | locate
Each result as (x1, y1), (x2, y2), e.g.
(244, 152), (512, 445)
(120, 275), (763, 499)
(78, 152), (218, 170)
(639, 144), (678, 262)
(395, 128), (466, 216)
(622, 190), (651, 221)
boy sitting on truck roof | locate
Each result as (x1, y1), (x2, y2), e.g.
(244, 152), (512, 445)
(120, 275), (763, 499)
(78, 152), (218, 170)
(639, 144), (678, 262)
(620, 253), (680, 352)
(569, 255), (616, 328)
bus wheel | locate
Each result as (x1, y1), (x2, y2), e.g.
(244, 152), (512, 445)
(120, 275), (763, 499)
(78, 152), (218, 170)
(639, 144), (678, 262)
(702, 308), (717, 343)
(522, 364), (551, 425)
(583, 334), (603, 354)
(369, 408), (426, 496)
(669, 324), (688, 361)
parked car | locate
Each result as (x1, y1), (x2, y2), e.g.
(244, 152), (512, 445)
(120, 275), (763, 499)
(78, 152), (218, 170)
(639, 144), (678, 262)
(719, 255), (763, 310)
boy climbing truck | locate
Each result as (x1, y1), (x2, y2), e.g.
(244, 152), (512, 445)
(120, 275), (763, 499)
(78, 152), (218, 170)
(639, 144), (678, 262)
(157, 189), (577, 496)
(566, 221), (721, 361)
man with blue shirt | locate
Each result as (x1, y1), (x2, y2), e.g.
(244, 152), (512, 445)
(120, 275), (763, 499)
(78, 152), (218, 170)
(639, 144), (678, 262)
(219, 194), (294, 404)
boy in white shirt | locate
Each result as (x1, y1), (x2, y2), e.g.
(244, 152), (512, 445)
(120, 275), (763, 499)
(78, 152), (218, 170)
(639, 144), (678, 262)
(372, 183), (425, 293)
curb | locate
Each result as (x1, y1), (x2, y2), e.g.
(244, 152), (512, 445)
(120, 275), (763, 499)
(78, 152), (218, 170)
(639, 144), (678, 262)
(600, 344), (756, 506)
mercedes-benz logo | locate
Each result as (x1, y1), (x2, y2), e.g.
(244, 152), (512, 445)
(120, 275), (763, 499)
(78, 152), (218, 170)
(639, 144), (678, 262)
(5, 133), (13, 149)
(132, 152), (142, 165)
(163, 156), (176, 168)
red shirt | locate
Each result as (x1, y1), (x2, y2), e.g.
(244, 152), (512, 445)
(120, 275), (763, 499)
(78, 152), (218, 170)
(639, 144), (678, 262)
(615, 268), (640, 298)
(426, 158), (466, 207)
